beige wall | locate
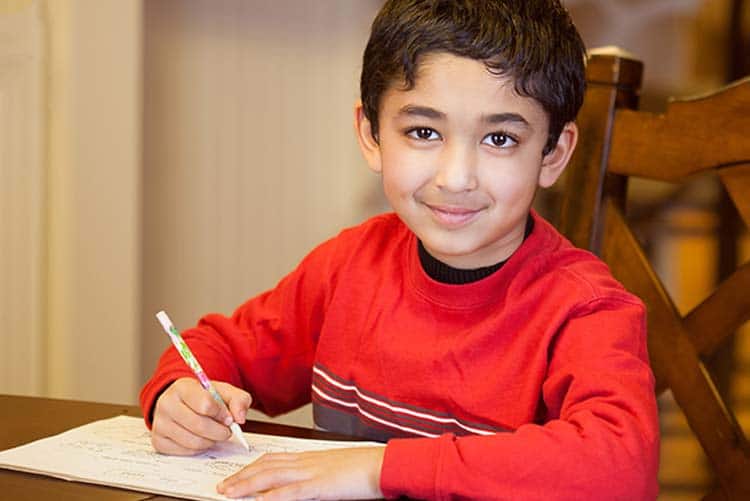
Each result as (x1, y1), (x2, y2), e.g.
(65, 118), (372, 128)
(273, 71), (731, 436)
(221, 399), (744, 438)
(0, 0), (45, 395)
(141, 0), (381, 426)
(0, 0), (142, 403)
(45, 0), (143, 403)
(1, 0), (381, 427)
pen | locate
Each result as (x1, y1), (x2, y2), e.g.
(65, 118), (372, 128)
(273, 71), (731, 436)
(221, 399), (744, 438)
(155, 310), (251, 453)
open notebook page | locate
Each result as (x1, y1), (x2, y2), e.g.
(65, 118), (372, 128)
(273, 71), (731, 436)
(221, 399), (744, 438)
(0, 415), (381, 501)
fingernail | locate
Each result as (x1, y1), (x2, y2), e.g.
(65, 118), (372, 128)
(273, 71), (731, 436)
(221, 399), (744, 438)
(224, 416), (233, 426)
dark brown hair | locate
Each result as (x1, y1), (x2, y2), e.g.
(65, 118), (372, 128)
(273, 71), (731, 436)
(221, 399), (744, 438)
(360, 0), (586, 154)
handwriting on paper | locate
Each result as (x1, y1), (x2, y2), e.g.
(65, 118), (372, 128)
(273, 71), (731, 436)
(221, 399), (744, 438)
(0, 415), (381, 501)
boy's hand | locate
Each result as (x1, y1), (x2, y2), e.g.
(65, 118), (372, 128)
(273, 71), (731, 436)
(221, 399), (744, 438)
(217, 446), (386, 500)
(151, 377), (252, 455)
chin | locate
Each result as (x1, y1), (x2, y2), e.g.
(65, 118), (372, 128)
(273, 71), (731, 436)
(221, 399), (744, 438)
(424, 241), (480, 264)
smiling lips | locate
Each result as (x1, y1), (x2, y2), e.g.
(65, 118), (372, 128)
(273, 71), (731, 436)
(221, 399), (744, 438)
(426, 203), (482, 227)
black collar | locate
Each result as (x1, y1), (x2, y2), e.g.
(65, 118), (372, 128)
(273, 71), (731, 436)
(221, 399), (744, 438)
(417, 214), (534, 284)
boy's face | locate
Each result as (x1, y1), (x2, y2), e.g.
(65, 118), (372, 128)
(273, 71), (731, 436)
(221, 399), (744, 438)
(355, 52), (577, 269)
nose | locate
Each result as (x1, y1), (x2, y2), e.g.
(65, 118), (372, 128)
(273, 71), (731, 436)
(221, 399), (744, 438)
(434, 140), (478, 192)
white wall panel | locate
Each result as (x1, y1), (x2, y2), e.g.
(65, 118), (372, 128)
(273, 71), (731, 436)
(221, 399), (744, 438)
(141, 0), (382, 425)
(45, 0), (142, 403)
(0, 0), (44, 395)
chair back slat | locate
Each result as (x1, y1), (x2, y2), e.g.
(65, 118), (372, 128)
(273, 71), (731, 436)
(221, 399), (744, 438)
(559, 54), (642, 252)
(601, 201), (750, 495)
(719, 164), (750, 228)
(559, 48), (750, 499)
(599, 201), (685, 392)
(607, 80), (750, 181)
(683, 261), (750, 356)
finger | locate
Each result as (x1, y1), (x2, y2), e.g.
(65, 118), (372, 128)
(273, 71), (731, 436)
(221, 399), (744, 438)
(218, 454), (304, 493)
(152, 379), (227, 452)
(220, 453), (301, 485)
(214, 382), (252, 424)
(178, 382), (231, 422)
(151, 432), (205, 456)
(219, 466), (310, 499)
(169, 396), (233, 442)
(154, 414), (217, 452)
(261, 480), (320, 501)
(166, 378), (233, 427)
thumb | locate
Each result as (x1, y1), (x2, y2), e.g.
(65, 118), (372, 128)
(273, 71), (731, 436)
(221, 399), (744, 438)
(214, 381), (252, 424)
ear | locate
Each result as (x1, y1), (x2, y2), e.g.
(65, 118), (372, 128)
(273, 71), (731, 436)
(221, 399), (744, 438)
(353, 100), (383, 173)
(538, 121), (578, 188)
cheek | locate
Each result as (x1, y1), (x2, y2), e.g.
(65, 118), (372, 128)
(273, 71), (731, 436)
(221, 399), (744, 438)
(381, 151), (429, 196)
(382, 170), (419, 202)
(479, 164), (538, 203)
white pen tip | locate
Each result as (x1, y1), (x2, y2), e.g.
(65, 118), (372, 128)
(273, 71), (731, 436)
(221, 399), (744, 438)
(230, 423), (251, 453)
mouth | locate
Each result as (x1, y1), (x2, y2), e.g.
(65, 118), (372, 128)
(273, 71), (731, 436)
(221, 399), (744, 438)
(425, 203), (482, 227)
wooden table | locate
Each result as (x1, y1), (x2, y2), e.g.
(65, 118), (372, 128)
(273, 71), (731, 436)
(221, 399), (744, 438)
(0, 394), (359, 500)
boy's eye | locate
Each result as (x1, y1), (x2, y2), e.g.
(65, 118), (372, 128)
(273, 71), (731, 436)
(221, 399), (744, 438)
(481, 132), (517, 148)
(407, 127), (441, 141)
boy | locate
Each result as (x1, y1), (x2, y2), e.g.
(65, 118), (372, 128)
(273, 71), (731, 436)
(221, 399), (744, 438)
(140, 1), (659, 499)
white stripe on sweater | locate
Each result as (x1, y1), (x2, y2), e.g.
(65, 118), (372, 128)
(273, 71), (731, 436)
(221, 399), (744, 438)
(313, 366), (495, 436)
(312, 385), (439, 438)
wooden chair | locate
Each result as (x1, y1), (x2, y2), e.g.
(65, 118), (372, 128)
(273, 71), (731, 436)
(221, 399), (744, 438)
(558, 48), (750, 499)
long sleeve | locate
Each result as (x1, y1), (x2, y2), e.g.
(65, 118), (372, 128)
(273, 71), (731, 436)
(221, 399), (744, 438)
(139, 233), (342, 425)
(380, 298), (659, 500)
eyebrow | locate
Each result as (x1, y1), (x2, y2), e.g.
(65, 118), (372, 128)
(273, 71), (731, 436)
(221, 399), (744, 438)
(397, 105), (445, 120)
(396, 106), (531, 129)
(483, 112), (531, 129)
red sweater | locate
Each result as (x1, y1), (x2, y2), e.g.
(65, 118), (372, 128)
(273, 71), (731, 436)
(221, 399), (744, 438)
(140, 211), (659, 500)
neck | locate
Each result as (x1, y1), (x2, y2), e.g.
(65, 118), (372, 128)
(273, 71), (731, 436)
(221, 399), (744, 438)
(418, 214), (534, 284)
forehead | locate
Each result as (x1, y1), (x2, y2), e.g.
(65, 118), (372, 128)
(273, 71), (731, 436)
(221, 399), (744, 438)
(382, 52), (548, 127)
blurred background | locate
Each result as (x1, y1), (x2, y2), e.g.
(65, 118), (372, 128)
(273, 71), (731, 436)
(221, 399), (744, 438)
(1, 1), (748, 499)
